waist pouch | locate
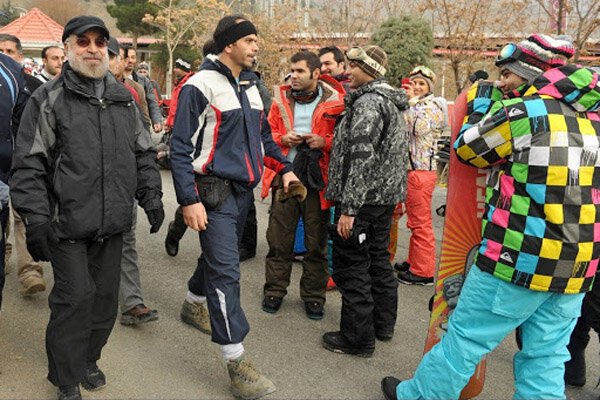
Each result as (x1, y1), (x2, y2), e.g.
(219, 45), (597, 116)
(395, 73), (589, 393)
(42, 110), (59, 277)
(195, 175), (232, 211)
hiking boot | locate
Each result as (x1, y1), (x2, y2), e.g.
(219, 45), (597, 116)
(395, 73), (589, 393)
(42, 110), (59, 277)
(120, 304), (158, 326)
(165, 222), (179, 256)
(381, 376), (401, 400)
(376, 330), (394, 342)
(20, 274), (46, 296)
(57, 384), (81, 400)
(397, 270), (433, 286)
(304, 301), (324, 320)
(565, 345), (586, 387)
(322, 331), (374, 357)
(239, 247), (256, 262)
(393, 261), (410, 273)
(262, 296), (282, 313)
(227, 354), (276, 399)
(180, 300), (211, 334)
(81, 362), (105, 391)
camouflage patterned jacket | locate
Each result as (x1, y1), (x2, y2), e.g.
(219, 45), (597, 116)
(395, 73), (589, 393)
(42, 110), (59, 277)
(325, 77), (409, 215)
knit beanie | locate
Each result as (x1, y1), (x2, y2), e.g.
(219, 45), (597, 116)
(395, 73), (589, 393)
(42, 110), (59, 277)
(137, 61), (149, 72)
(500, 34), (575, 84)
(409, 65), (436, 92)
(175, 58), (191, 72)
(347, 45), (387, 78)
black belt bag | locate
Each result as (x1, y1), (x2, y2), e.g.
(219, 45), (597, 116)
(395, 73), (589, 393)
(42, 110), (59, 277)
(195, 175), (232, 211)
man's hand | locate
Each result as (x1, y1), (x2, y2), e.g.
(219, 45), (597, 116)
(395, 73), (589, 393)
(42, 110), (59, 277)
(25, 222), (58, 262)
(281, 131), (305, 147)
(304, 134), (325, 149)
(183, 202), (208, 231)
(153, 123), (163, 133)
(337, 214), (355, 240)
(281, 171), (299, 193)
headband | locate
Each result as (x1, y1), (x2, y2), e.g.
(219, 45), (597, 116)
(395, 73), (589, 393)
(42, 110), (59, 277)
(214, 20), (258, 53)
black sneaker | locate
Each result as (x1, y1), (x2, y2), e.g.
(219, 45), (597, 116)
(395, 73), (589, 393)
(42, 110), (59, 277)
(81, 362), (105, 391)
(120, 304), (159, 326)
(57, 385), (81, 400)
(381, 376), (401, 400)
(262, 295), (283, 313)
(305, 301), (324, 320)
(322, 331), (374, 357)
(164, 222), (179, 256)
(397, 270), (433, 286)
(393, 261), (410, 273)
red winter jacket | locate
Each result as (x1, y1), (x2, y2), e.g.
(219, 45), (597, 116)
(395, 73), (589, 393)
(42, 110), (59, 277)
(166, 71), (194, 128)
(261, 75), (345, 209)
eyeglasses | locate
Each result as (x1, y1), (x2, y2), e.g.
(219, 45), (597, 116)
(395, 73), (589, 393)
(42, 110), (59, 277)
(409, 65), (435, 81)
(495, 43), (551, 71)
(75, 36), (108, 49)
(346, 46), (386, 76)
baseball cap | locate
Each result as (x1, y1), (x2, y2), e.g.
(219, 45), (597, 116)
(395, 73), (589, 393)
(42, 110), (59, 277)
(62, 15), (109, 43)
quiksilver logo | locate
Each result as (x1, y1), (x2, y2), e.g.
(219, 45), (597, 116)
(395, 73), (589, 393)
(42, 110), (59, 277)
(508, 108), (524, 118)
(500, 252), (514, 263)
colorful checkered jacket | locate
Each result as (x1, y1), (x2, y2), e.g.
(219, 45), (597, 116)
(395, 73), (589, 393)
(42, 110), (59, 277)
(455, 65), (600, 294)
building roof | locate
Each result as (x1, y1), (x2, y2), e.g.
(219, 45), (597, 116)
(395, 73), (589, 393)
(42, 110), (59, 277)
(0, 8), (63, 44)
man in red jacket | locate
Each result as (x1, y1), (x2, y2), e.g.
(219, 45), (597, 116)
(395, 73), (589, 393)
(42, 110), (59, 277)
(165, 58), (194, 132)
(261, 50), (344, 319)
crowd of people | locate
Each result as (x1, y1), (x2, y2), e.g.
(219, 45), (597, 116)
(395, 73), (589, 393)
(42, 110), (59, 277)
(1, 11), (600, 400)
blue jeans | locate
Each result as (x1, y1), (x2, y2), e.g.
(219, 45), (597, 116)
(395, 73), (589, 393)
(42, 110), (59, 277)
(398, 265), (583, 400)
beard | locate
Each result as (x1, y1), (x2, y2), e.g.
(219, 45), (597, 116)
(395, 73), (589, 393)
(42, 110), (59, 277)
(68, 46), (109, 80)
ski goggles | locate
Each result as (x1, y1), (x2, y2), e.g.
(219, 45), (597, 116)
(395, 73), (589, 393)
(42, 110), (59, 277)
(409, 65), (435, 82)
(346, 46), (386, 76)
(495, 43), (551, 71)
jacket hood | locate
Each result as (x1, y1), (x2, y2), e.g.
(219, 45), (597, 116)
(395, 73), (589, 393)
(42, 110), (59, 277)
(348, 77), (408, 111)
(529, 65), (600, 112)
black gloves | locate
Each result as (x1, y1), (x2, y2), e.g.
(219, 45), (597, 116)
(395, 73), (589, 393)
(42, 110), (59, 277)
(25, 222), (58, 262)
(146, 208), (164, 233)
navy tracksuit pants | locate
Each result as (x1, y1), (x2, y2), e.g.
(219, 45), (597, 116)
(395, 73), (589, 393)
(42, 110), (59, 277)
(188, 190), (252, 345)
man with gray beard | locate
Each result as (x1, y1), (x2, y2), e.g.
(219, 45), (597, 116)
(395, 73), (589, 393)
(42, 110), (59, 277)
(10, 16), (163, 400)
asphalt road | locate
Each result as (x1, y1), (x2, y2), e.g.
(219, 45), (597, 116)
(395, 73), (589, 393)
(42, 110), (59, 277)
(0, 170), (598, 399)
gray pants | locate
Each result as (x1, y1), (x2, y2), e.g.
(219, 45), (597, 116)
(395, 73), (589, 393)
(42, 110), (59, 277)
(118, 202), (144, 312)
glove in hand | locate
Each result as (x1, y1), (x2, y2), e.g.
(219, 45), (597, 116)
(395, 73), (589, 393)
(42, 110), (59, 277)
(146, 208), (164, 233)
(26, 222), (58, 262)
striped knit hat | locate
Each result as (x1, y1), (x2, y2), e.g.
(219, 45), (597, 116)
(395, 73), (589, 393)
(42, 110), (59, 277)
(502, 34), (575, 84)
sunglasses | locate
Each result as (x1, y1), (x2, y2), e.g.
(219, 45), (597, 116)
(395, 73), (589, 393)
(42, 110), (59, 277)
(75, 36), (108, 49)
(409, 65), (435, 81)
(495, 43), (551, 71)
(346, 46), (386, 76)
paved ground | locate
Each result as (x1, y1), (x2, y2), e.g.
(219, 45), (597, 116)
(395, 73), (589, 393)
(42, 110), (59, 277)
(0, 170), (599, 399)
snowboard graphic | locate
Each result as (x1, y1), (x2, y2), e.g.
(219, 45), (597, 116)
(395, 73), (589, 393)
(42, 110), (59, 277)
(423, 88), (488, 399)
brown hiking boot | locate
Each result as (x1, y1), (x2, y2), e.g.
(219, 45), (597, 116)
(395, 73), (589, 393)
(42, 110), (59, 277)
(20, 275), (46, 296)
(180, 300), (211, 334)
(120, 303), (158, 326)
(227, 354), (275, 399)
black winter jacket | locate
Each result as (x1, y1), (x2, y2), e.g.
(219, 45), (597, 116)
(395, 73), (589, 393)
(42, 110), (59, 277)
(10, 62), (162, 240)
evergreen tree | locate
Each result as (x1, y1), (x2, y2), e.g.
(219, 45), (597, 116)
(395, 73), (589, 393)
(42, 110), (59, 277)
(107, 0), (159, 48)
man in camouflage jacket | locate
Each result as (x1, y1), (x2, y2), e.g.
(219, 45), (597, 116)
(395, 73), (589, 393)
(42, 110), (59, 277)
(322, 45), (408, 356)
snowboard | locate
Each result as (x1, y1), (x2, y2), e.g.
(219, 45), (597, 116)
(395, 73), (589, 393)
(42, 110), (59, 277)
(423, 88), (488, 399)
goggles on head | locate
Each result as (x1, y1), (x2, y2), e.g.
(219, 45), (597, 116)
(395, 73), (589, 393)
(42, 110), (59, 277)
(409, 65), (435, 82)
(346, 46), (386, 76)
(495, 43), (551, 72)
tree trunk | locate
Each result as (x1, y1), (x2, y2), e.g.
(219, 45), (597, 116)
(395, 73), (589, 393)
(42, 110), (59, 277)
(133, 32), (138, 50)
(166, 46), (173, 96)
(452, 59), (461, 97)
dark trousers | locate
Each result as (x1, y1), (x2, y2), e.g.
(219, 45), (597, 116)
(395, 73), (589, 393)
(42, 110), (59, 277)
(264, 187), (329, 303)
(46, 235), (123, 386)
(568, 272), (600, 350)
(0, 207), (8, 311)
(169, 195), (257, 253)
(332, 204), (398, 346)
(187, 190), (252, 345)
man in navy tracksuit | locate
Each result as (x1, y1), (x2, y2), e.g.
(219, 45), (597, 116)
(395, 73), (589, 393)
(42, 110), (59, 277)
(170, 15), (298, 400)
(0, 52), (29, 312)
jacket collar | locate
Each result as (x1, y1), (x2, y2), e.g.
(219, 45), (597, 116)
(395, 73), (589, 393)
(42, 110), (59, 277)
(62, 62), (132, 102)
